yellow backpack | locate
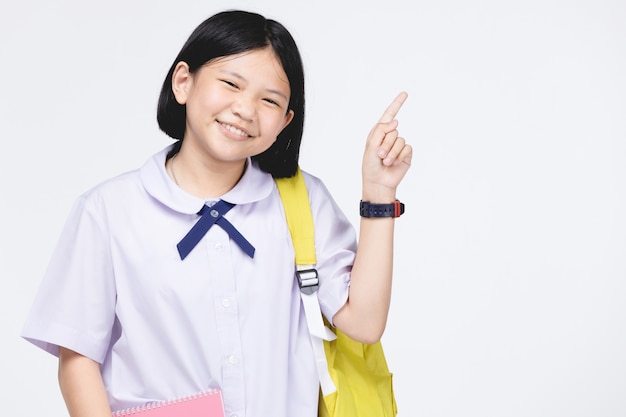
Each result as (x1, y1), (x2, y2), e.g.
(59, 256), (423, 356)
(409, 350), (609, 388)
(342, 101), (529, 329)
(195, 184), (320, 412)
(276, 168), (398, 417)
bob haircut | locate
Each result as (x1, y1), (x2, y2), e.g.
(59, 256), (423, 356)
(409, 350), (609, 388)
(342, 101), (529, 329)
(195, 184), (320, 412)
(157, 10), (305, 178)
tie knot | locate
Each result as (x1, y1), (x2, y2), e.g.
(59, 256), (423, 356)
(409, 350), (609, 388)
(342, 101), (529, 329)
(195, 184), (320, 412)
(177, 200), (255, 260)
(198, 200), (235, 217)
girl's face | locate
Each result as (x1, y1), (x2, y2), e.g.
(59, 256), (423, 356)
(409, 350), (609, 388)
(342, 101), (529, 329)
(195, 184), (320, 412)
(172, 47), (294, 169)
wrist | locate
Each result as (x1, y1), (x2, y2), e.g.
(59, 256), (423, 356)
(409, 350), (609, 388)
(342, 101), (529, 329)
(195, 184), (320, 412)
(360, 200), (405, 218)
(361, 183), (397, 203)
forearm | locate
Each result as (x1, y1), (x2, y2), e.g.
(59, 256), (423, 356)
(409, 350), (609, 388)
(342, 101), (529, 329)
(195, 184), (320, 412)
(351, 219), (396, 340)
(58, 347), (112, 417)
(334, 186), (397, 344)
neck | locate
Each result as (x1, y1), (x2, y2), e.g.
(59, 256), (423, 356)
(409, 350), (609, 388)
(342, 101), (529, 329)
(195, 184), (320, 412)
(168, 151), (247, 199)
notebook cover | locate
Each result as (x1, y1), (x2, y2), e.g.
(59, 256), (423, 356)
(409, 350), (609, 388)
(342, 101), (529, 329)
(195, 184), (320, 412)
(111, 389), (224, 417)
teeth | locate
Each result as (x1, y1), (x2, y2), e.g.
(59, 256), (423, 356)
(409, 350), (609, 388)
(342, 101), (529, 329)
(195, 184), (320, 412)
(222, 123), (250, 137)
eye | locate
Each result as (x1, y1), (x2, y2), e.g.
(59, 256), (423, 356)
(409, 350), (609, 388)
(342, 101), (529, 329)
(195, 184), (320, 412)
(263, 98), (280, 106)
(221, 79), (238, 89)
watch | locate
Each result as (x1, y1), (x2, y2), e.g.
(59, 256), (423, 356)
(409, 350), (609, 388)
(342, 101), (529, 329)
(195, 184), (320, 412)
(359, 200), (405, 218)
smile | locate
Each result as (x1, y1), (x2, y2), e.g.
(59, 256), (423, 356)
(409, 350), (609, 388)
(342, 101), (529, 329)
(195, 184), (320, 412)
(219, 121), (252, 138)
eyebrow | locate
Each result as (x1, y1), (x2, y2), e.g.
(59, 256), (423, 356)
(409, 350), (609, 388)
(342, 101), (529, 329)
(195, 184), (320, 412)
(219, 70), (289, 102)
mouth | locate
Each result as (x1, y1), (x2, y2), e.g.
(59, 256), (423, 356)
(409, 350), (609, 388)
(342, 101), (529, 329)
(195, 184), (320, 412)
(218, 121), (253, 139)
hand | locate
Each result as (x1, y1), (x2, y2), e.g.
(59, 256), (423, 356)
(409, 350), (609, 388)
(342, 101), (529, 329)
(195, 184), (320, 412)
(362, 92), (412, 202)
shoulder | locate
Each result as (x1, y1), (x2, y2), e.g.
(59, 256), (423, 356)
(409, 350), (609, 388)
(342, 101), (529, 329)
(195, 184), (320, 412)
(299, 168), (331, 198)
(77, 169), (143, 207)
(298, 168), (351, 225)
(77, 146), (171, 210)
(57, 169), (145, 234)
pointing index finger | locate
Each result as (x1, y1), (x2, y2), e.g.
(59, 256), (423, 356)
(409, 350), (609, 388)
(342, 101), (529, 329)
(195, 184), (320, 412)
(378, 91), (408, 123)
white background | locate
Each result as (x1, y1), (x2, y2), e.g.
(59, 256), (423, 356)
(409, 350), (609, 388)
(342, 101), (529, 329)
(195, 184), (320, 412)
(2, 0), (625, 416)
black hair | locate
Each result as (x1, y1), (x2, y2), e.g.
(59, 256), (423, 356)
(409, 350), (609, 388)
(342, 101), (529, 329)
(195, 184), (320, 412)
(157, 10), (305, 178)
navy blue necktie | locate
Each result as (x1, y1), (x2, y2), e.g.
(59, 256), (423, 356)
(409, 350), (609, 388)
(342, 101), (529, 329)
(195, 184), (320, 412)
(177, 200), (255, 260)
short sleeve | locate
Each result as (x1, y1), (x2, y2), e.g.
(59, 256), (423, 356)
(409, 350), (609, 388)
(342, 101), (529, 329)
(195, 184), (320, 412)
(304, 174), (356, 324)
(21, 192), (117, 363)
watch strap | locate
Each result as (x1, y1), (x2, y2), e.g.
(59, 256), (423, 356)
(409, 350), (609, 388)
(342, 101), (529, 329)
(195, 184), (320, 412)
(360, 200), (405, 218)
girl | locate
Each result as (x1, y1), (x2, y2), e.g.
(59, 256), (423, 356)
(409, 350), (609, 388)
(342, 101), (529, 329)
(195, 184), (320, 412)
(21, 9), (411, 417)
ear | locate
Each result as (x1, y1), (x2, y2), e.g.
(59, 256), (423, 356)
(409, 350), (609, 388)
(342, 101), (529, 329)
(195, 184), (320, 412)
(281, 109), (295, 131)
(172, 61), (192, 105)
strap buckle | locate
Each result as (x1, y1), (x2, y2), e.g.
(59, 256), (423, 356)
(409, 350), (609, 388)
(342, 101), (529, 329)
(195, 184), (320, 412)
(296, 266), (319, 295)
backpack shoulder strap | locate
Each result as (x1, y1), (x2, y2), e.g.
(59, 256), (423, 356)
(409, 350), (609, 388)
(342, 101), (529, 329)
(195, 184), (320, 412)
(275, 167), (337, 396)
(275, 167), (320, 293)
(275, 167), (316, 266)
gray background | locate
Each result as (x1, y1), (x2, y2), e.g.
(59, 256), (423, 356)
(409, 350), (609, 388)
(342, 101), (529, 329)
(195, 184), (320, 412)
(2, 0), (625, 416)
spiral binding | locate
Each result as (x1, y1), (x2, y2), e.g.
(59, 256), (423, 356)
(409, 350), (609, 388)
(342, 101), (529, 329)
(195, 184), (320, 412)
(111, 388), (221, 416)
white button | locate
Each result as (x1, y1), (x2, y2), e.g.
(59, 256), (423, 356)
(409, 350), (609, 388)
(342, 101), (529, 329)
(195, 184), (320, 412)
(228, 355), (238, 364)
(215, 243), (224, 252)
(222, 299), (231, 308)
(210, 209), (219, 217)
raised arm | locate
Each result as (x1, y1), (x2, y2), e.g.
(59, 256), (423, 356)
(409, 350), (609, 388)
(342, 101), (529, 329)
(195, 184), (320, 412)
(333, 92), (412, 344)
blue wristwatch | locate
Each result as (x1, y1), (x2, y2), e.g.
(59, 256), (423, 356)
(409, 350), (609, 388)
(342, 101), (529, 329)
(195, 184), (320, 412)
(359, 200), (405, 218)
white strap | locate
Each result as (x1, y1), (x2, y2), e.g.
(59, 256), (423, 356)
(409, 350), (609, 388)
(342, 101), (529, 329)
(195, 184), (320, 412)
(301, 292), (337, 340)
(300, 291), (337, 395)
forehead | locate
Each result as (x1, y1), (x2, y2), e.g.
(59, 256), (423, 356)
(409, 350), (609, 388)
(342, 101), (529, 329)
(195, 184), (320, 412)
(204, 48), (290, 87)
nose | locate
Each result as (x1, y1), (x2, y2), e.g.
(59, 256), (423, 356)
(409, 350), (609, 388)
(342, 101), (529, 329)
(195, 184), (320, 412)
(231, 95), (256, 121)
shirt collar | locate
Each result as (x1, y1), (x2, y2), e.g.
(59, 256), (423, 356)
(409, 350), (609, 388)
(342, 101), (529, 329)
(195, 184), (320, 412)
(140, 144), (275, 214)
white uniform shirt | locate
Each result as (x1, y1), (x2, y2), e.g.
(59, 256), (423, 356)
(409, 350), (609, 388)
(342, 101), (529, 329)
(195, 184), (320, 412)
(22, 145), (355, 417)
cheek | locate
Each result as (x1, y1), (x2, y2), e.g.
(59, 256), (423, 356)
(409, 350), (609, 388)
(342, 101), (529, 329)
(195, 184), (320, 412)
(264, 112), (291, 136)
(188, 83), (224, 111)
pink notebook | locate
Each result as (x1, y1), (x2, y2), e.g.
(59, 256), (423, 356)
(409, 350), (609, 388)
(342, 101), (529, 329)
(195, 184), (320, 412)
(111, 389), (224, 417)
